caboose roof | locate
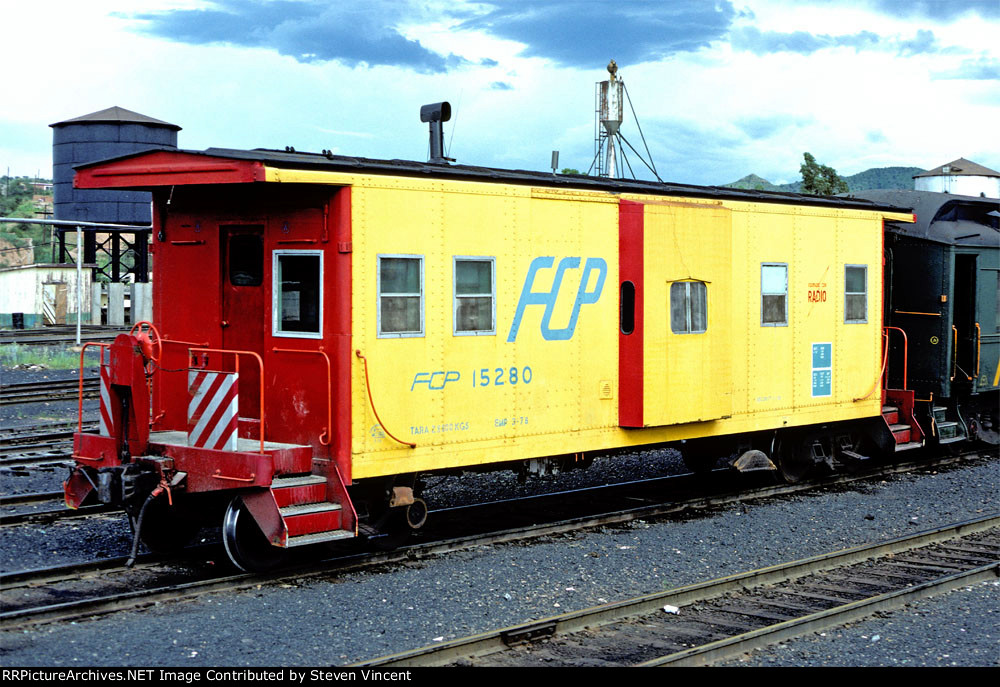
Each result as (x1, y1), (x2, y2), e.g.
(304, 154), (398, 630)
(75, 146), (910, 215)
(850, 189), (999, 248)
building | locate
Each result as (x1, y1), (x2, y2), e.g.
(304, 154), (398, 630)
(913, 158), (1000, 198)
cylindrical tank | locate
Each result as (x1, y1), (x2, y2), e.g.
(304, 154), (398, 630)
(50, 106), (180, 224)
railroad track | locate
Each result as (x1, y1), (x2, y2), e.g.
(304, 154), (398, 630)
(0, 449), (992, 629)
(0, 326), (119, 346)
(0, 377), (99, 406)
(0, 424), (96, 468)
(354, 515), (999, 667)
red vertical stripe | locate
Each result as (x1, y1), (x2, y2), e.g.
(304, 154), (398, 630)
(332, 187), (353, 482)
(619, 200), (644, 427)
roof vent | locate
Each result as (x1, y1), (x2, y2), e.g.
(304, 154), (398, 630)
(420, 101), (452, 164)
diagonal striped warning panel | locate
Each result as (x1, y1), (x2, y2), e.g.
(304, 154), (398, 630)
(187, 369), (239, 451)
(98, 365), (114, 437)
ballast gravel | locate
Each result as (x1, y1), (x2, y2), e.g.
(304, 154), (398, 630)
(1, 455), (996, 667)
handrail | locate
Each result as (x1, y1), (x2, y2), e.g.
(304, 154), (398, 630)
(273, 347), (332, 446)
(854, 329), (890, 402)
(975, 322), (981, 378)
(951, 326), (958, 381)
(884, 326), (908, 391)
(355, 349), (416, 449)
(189, 347), (265, 454)
(78, 343), (110, 433)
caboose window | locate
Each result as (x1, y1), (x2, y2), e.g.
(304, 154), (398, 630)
(670, 281), (707, 334)
(273, 251), (323, 338)
(229, 234), (263, 286)
(378, 255), (424, 337)
(453, 257), (495, 335)
(845, 265), (867, 323)
(761, 263), (788, 326)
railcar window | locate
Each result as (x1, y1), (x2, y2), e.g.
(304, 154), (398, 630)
(273, 251), (322, 337)
(620, 281), (635, 335)
(379, 255), (424, 337)
(454, 257), (495, 335)
(845, 265), (868, 323)
(670, 281), (707, 334)
(761, 263), (788, 326)
(229, 234), (263, 286)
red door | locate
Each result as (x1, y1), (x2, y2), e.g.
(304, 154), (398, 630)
(222, 226), (265, 421)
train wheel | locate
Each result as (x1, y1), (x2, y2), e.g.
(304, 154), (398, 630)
(774, 434), (815, 483)
(138, 500), (200, 554)
(222, 496), (286, 572)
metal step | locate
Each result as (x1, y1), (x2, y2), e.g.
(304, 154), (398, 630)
(272, 474), (326, 488)
(285, 529), (355, 548)
(279, 502), (342, 517)
(894, 440), (922, 452)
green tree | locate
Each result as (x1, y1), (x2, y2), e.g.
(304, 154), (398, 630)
(560, 168), (582, 175)
(799, 152), (848, 195)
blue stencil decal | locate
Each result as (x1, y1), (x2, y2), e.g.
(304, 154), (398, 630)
(812, 343), (832, 398)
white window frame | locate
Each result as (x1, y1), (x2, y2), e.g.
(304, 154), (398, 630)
(844, 264), (868, 324)
(453, 256), (496, 336)
(377, 254), (424, 338)
(670, 281), (707, 335)
(761, 262), (789, 327)
(272, 249), (324, 339)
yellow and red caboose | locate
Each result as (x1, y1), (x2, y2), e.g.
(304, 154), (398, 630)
(67, 147), (914, 570)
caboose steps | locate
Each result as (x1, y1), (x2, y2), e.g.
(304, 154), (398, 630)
(270, 474), (354, 544)
(881, 390), (925, 452)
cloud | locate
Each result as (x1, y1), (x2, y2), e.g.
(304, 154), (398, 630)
(731, 26), (958, 57)
(868, 0), (1000, 21)
(128, 0), (467, 72)
(460, 0), (738, 67)
(866, 130), (888, 144)
(731, 27), (880, 55)
(933, 57), (1000, 80)
(490, 81), (513, 90)
(735, 115), (813, 140)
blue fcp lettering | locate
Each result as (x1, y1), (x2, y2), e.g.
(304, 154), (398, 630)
(507, 257), (607, 342)
(411, 371), (461, 390)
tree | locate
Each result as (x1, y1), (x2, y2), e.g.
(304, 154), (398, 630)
(799, 152), (849, 195)
(560, 168), (582, 175)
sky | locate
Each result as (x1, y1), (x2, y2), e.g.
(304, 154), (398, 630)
(2, 0), (998, 187)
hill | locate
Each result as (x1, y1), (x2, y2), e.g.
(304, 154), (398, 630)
(724, 166), (924, 193)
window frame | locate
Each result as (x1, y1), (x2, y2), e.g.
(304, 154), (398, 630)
(377, 254), (425, 338)
(272, 249), (324, 339)
(844, 264), (868, 324)
(452, 256), (496, 337)
(670, 280), (708, 335)
(760, 262), (788, 327)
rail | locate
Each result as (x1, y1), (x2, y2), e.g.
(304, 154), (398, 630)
(853, 328), (890, 402)
(77, 343), (110, 433)
(883, 326), (908, 390)
(272, 347), (332, 446)
(975, 322), (981, 378)
(355, 349), (416, 449)
(188, 348), (266, 454)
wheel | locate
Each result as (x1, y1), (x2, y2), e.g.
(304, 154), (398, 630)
(775, 434), (817, 483)
(222, 496), (287, 572)
(138, 500), (200, 554)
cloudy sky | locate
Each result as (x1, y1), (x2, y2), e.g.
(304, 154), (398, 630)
(2, 0), (997, 186)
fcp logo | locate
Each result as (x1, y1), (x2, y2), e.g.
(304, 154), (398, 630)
(507, 257), (607, 342)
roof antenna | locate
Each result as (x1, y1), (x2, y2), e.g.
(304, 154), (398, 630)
(420, 102), (453, 164)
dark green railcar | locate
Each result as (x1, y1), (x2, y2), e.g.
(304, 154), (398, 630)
(855, 190), (999, 446)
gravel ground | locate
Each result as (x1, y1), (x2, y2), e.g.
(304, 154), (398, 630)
(1, 455), (996, 667)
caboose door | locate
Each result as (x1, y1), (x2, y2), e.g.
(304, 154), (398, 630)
(221, 225), (265, 419)
(641, 202), (733, 426)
